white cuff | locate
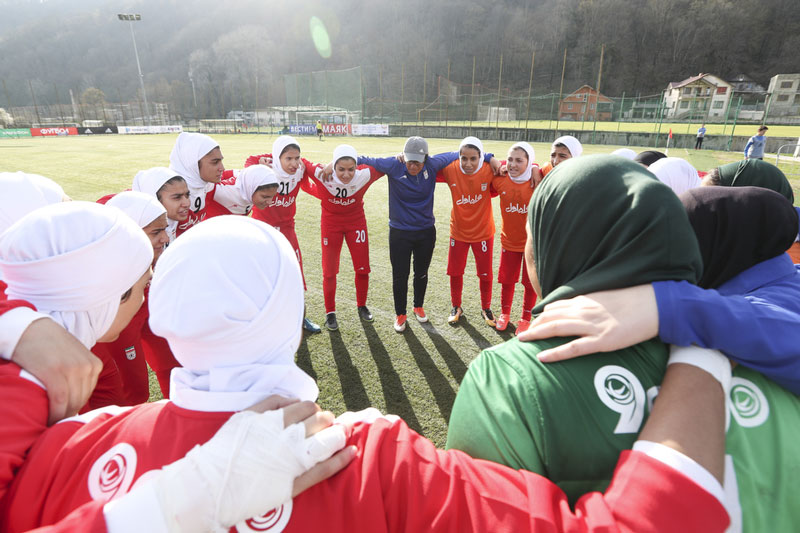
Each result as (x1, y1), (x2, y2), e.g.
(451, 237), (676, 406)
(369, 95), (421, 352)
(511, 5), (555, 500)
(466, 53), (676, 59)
(633, 440), (725, 505)
(667, 345), (732, 396)
(104, 482), (171, 533)
(0, 307), (50, 360)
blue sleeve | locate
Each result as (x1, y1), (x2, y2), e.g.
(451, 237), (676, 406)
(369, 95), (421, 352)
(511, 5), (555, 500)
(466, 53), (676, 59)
(744, 137), (754, 157)
(654, 280), (800, 393)
(795, 208), (800, 238)
(358, 156), (399, 176)
(428, 152), (459, 173)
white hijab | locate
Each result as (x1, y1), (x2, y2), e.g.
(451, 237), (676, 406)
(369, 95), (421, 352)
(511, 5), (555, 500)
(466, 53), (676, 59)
(611, 148), (637, 160)
(132, 167), (180, 198)
(106, 191), (166, 228)
(236, 165), (279, 204)
(508, 142), (536, 184)
(169, 132), (219, 190)
(552, 135), (583, 158)
(0, 172), (65, 235)
(458, 136), (484, 174)
(132, 167), (183, 242)
(149, 216), (318, 412)
(320, 144), (372, 197)
(0, 202), (153, 348)
(272, 135), (304, 182)
(649, 157), (702, 196)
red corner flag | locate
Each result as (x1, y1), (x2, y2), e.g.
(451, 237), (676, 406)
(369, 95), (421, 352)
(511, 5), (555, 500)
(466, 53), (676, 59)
(668, 129), (673, 139)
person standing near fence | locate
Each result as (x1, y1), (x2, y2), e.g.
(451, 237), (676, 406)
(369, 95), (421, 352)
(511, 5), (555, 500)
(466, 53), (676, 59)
(744, 126), (768, 160)
(695, 123), (706, 150)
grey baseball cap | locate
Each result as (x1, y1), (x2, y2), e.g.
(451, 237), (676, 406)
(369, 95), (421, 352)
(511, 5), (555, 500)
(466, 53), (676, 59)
(403, 136), (429, 162)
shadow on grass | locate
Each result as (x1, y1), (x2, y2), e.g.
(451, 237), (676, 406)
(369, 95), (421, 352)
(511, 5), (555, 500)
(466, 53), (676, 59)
(459, 316), (496, 351)
(328, 329), (371, 412)
(420, 322), (468, 383)
(295, 335), (317, 381)
(403, 327), (456, 422)
(361, 321), (422, 433)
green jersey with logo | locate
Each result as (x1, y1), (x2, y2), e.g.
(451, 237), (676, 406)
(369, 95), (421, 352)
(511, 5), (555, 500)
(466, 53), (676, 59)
(446, 337), (800, 532)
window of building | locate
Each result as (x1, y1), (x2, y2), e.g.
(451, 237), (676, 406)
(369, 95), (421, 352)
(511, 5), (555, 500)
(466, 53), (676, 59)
(780, 81), (793, 89)
(581, 105), (586, 113)
(777, 94), (790, 102)
(713, 101), (724, 109)
(568, 103), (573, 110)
(680, 101), (689, 109)
(590, 103), (595, 110)
(683, 87), (692, 95)
(716, 87), (727, 94)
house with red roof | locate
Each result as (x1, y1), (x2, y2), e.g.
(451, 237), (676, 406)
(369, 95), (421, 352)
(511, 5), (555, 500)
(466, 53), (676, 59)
(663, 73), (733, 119)
(558, 85), (613, 121)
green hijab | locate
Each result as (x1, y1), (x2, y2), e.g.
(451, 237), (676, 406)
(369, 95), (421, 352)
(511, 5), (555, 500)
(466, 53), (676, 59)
(717, 159), (794, 203)
(529, 154), (702, 313)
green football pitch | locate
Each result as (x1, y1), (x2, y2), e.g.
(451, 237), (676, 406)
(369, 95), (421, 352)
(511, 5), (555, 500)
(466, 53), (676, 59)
(404, 119), (800, 138)
(2, 134), (799, 446)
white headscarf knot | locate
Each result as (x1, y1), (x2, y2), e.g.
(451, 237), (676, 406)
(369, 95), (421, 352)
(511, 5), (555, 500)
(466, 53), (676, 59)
(169, 132), (219, 190)
(106, 191), (167, 228)
(148, 216), (318, 412)
(0, 202), (153, 348)
(0, 172), (65, 235)
(648, 157), (702, 196)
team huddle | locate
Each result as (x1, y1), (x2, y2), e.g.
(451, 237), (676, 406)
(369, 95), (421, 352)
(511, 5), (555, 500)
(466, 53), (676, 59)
(1, 129), (800, 532)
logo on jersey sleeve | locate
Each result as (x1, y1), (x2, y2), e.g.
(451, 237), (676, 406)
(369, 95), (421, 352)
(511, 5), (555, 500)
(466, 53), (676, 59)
(323, 238), (328, 246)
(234, 501), (293, 532)
(87, 442), (137, 502)
(594, 365), (646, 434)
(729, 377), (769, 428)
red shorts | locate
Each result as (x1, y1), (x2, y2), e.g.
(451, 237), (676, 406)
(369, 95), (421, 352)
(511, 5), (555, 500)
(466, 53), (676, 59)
(497, 248), (533, 286)
(322, 224), (370, 277)
(447, 237), (493, 278)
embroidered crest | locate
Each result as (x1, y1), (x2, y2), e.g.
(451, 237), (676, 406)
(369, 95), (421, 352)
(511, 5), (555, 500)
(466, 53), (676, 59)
(124, 346), (136, 361)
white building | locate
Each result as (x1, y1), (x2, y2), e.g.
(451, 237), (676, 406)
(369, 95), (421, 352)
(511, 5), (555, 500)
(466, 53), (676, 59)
(767, 74), (800, 117)
(663, 73), (733, 119)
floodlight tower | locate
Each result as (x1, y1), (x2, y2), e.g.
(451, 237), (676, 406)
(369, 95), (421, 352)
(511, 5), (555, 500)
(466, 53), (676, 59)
(117, 13), (150, 126)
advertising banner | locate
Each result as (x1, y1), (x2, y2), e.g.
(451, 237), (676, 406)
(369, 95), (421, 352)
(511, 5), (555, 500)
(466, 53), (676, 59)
(30, 127), (78, 136)
(117, 125), (183, 135)
(289, 124), (316, 135)
(77, 126), (119, 135)
(322, 124), (352, 136)
(351, 124), (389, 136)
(0, 129), (32, 138)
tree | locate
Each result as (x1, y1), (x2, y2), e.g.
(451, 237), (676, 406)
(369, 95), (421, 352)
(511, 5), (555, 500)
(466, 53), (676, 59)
(80, 87), (106, 106)
(0, 108), (13, 128)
